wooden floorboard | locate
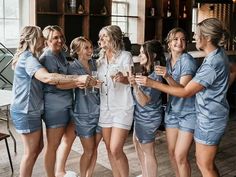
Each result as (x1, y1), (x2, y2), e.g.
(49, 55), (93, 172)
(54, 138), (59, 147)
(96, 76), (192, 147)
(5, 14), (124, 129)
(0, 111), (236, 177)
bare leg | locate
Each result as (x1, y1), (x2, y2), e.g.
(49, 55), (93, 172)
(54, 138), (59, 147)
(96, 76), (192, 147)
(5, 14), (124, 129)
(79, 135), (97, 177)
(44, 127), (65, 177)
(175, 131), (193, 177)
(86, 132), (102, 177)
(19, 130), (43, 177)
(195, 142), (219, 177)
(109, 127), (130, 177)
(133, 133), (146, 176)
(55, 122), (76, 177)
(140, 141), (157, 177)
(166, 128), (180, 177)
(102, 128), (121, 177)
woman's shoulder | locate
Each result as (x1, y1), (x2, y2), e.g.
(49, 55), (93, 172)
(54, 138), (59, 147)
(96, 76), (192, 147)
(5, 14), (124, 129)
(180, 52), (197, 65)
(40, 48), (55, 58)
(70, 59), (83, 68)
(207, 48), (228, 67)
(120, 50), (132, 57)
(19, 50), (36, 61)
(182, 52), (194, 60)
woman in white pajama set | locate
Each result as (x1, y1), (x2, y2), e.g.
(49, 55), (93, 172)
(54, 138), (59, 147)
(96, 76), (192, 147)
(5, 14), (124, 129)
(97, 25), (134, 177)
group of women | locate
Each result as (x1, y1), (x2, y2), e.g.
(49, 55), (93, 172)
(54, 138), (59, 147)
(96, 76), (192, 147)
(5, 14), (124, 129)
(10, 17), (231, 177)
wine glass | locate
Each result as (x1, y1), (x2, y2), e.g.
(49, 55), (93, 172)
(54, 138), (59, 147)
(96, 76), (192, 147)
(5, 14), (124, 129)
(135, 72), (143, 88)
(154, 61), (160, 69)
(91, 71), (98, 93)
(109, 65), (119, 88)
(128, 65), (134, 87)
(84, 88), (87, 96)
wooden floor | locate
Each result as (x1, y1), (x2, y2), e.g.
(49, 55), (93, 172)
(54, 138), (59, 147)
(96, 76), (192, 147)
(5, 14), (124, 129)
(0, 110), (236, 177)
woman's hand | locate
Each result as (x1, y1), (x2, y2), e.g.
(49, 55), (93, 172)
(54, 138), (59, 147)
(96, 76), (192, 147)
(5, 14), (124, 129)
(155, 66), (169, 79)
(114, 72), (124, 82)
(75, 75), (97, 88)
(114, 71), (129, 84)
(95, 80), (104, 88)
(73, 75), (87, 88)
(135, 75), (157, 87)
(128, 75), (136, 86)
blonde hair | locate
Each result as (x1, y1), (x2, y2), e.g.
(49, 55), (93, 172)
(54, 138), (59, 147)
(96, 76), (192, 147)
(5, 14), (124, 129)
(12, 25), (43, 69)
(196, 18), (229, 47)
(99, 25), (124, 52)
(97, 25), (124, 64)
(165, 27), (188, 52)
(70, 36), (93, 58)
(42, 25), (68, 51)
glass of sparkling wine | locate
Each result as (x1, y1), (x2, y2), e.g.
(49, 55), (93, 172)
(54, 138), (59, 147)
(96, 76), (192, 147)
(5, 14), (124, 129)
(135, 72), (142, 88)
(109, 67), (118, 88)
(154, 60), (160, 69)
(91, 71), (98, 93)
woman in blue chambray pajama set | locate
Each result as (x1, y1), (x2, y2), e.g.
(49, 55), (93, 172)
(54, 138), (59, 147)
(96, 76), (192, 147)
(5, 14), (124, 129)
(40, 25), (76, 177)
(137, 18), (230, 177)
(130, 40), (166, 177)
(68, 36), (102, 177)
(152, 27), (198, 177)
(10, 26), (84, 177)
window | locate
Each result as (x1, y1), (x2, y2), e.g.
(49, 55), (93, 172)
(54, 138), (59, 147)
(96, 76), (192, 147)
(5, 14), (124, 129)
(112, 0), (138, 43)
(0, 0), (20, 48)
(112, 1), (129, 34)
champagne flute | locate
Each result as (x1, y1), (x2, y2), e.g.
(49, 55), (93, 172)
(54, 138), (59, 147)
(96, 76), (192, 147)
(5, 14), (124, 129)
(128, 65), (135, 87)
(135, 72), (143, 89)
(109, 65), (119, 88)
(84, 88), (87, 96)
(154, 60), (160, 69)
(91, 71), (98, 93)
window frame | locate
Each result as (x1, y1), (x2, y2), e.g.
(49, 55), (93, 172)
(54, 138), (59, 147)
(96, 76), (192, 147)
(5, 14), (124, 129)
(111, 1), (129, 34)
(111, 0), (138, 43)
(0, 0), (22, 48)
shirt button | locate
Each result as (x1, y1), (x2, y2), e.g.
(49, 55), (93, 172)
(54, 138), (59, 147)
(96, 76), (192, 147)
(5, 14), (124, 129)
(105, 84), (107, 86)
(106, 93), (108, 95)
(104, 75), (106, 77)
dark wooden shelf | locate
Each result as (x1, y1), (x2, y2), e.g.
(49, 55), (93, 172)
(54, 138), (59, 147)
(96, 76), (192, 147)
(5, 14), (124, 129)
(112, 15), (138, 18)
(90, 14), (111, 17)
(37, 12), (63, 15)
(64, 13), (89, 16)
(32, 0), (111, 46)
(144, 0), (193, 42)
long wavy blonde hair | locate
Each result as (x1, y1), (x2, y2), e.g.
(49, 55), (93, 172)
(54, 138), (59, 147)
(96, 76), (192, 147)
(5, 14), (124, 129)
(12, 26), (44, 69)
(97, 25), (124, 66)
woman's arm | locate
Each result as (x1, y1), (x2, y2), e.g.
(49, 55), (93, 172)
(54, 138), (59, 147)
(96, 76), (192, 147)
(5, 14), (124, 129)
(56, 82), (85, 89)
(34, 67), (90, 86)
(164, 74), (193, 87)
(129, 75), (150, 106)
(114, 72), (130, 84)
(156, 65), (192, 87)
(136, 76), (204, 98)
(133, 85), (151, 107)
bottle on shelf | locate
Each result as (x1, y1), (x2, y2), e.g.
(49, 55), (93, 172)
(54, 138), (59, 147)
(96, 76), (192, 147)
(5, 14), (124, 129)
(69, 0), (76, 13)
(150, 7), (155, 16)
(183, 5), (187, 19)
(167, 0), (171, 18)
(77, 4), (84, 14)
(100, 6), (108, 15)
